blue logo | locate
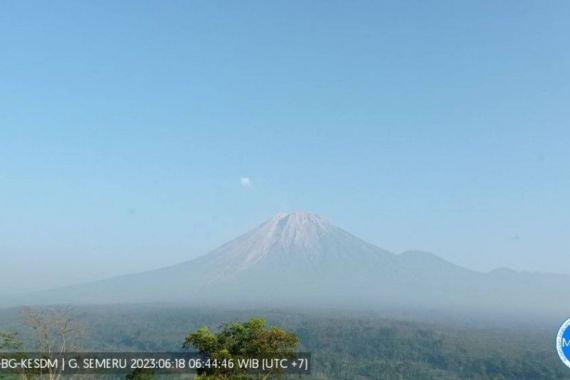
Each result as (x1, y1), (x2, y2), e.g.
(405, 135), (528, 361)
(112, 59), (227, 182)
(557, 319), (570, 368)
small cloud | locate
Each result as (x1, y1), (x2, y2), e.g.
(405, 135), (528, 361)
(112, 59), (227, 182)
(240, 177), (253, 188)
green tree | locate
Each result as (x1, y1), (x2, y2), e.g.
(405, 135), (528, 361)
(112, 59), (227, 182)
(184, 318), (299, 380)
(0, 332), (24, 380)
(125, 368), (155, 380)
(0, 332), (21, 351)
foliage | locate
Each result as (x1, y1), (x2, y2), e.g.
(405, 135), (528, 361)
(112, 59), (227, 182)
(0, 332), (24, 380)
(0, 307), (84, 380)
(22, 306), (84, 353)
(126, 368), (155, 380)
(1, 305), (569, 379)
(0, 332), (21, 351)
(184, 318), (298, 379)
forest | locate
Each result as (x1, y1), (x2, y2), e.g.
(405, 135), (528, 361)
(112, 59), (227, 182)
(0, 305), (568, 379)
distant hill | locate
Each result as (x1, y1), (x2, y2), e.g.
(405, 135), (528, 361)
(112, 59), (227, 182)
(4, 211), (570, 321)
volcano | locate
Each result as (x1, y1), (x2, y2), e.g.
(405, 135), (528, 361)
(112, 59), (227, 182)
(7, 211), (570, 320)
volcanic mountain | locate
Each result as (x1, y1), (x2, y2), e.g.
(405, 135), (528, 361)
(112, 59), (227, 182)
(7, 211), (570, 320)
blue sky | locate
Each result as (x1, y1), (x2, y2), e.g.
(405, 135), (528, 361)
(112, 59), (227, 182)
(1, 1), (569, 293)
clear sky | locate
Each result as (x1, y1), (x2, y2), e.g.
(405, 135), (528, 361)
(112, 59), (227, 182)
(1, 1), (569, 293)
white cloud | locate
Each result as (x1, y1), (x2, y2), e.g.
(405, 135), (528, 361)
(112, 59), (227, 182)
(240, 177), (252, 187)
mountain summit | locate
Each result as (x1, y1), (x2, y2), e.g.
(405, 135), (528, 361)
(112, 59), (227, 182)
(196, 211), (393, 280)
(262, 211), (333, 249)
(8, 211), (570, 320)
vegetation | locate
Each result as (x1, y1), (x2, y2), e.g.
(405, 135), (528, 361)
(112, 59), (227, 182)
(0, 332), (21, 380)
(184, 318), (298, 379)
(1, 305), (569, 379)
(0, 307), (84, 380)
(125, 368), (155, 380)
(0, 332), (21, 351)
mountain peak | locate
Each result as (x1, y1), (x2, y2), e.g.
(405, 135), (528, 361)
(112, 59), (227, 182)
(175, 210), (393, 284)
(265, 211), (332, 248)
(271, 211), (329, 227)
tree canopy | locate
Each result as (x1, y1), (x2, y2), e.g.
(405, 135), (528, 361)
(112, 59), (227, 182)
(184, 318), (299, 379)
(0, 332), (21, 351)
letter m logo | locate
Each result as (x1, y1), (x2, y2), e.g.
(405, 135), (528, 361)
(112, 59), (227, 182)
(563, 338), (570, 348)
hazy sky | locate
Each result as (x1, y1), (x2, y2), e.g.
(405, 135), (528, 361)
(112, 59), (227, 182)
(1, 1), (569, 294)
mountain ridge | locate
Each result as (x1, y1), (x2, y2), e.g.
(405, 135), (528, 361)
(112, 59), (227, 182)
(3, 211), (570, 322)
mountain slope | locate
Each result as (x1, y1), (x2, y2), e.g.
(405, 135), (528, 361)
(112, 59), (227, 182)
(5, 211), (570, 320)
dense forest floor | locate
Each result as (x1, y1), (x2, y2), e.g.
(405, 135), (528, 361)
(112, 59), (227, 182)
(0, 305), (568, 379)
